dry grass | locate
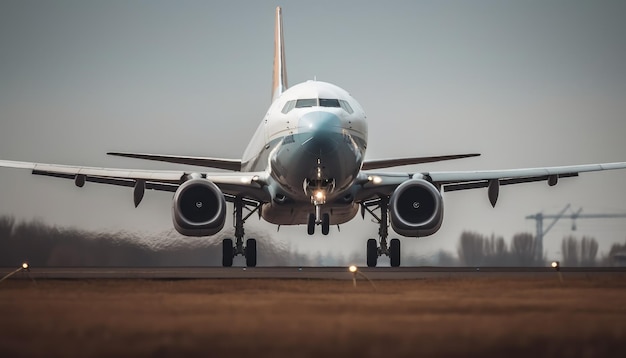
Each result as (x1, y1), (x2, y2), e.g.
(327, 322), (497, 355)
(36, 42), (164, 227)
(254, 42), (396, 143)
(1, 276), (626, 357)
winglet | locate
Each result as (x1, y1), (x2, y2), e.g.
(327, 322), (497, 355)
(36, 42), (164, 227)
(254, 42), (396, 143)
(272, 6), (288, 103)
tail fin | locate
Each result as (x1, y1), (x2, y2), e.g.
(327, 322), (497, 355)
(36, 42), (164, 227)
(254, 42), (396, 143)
(272, 6), (288, 102)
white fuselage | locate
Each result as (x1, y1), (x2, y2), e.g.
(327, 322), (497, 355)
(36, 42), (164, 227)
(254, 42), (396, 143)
(241, 81), (368, 225)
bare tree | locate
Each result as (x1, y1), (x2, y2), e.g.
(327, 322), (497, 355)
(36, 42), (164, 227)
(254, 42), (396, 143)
(561, 236), (579, 266)
(511, 232), (536, 266)
(0, 216), (15, 264)
(458, 231), (486, 266)
(482, 234), (508, 266)
(494, 235), (507, 258)
(562, 236), (598, 267)
(0, 216), (14, 239)
(580, 236), (598, 266)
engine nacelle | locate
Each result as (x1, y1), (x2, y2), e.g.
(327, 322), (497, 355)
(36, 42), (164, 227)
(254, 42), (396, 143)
(172, 178), (226, 237)
(389, 179), (443, 237)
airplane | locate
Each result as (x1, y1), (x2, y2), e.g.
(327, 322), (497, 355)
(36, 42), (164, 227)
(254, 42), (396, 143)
(1, 6), (626, 268)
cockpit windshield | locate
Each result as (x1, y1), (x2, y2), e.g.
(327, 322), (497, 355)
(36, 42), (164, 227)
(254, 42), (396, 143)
(282, 98), (350, 114)
(319, 98), (340, 107)
(295, 98), (317, 108)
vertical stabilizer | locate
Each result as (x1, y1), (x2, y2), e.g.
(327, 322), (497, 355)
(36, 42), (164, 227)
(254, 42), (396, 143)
(272, 6), (288, 102)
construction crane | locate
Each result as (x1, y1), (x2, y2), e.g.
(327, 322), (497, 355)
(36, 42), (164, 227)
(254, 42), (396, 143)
(526, 204), (626, 260)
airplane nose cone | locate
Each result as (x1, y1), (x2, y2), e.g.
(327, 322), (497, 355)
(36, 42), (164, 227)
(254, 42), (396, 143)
(298, 111), (342, 154)
(298, 111), (341, 132)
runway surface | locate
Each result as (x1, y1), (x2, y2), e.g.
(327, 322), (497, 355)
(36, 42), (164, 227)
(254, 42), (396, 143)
(2, 267), (626, 357)
(3, 266), (625, 280)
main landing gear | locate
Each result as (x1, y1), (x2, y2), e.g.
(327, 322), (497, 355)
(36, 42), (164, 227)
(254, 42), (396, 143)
(222, 196), (259, 267)
(362, 197), (401, 267)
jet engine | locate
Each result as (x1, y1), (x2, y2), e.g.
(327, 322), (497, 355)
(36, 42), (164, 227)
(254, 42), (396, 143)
(389, 179), (443, 237)
(172, 178), (226, 237)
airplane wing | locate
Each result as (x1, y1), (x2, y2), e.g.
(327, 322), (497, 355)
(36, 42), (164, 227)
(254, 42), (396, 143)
(360, 161), (626, 206)
(361, 153), (480, 170)
(427, 162), (626, 189)
(0, 159), (268, 204)
(107, 152), (242, 171)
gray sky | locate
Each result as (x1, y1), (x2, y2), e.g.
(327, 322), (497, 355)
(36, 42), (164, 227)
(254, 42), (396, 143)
(1, 0), (626, 262)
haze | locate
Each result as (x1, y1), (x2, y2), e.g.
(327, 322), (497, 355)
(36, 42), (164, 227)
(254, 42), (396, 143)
(1, 0), (625, 262)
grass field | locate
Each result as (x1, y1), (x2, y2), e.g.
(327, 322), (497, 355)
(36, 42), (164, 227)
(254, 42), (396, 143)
(1, 276), (626, 357)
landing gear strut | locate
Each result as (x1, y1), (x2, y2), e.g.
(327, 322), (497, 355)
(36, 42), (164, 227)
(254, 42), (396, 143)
(222, 196), (259, 267)
(362, 197), (401, 267)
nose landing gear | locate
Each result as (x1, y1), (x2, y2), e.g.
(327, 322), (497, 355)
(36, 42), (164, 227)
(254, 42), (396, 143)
(307, 209), (330, 235)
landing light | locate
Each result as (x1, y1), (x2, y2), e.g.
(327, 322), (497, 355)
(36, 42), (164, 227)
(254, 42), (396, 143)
(349, 265), (358, 273)
(314, 191), (325, 201)
(368, 176), (383, 185)
(22, 262), (29, 270)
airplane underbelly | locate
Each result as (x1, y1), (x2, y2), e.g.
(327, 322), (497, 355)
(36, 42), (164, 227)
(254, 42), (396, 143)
(261, 202), (358, 225)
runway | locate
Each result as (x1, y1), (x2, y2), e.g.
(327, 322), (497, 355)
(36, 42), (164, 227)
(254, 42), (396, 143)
(3, 266), (625, 280)
(2, 266), (626, 357)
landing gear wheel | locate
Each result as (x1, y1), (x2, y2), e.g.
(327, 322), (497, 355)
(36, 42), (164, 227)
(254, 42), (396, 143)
(245, 238), (257, 267)
(367, 239), (378, 267)
(390, 238), (401, 267)
(307, 213), (315, 235)
(222, 238), (234, 267)
(321, 213), (330, 235)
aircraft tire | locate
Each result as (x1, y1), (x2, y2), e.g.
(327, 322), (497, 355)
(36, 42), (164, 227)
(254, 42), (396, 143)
(222, 238), (234, 267)
(246, 238), (257, 267)
(307, 213), (315, 235)
(367, 239), (378, 267)
(390, 238), (401, 267)
(321, 213), (330, 235)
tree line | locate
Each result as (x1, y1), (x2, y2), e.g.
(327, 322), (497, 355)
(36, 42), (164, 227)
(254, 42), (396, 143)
(0, 216), (311, 267)
(456, 230), (623, 267)
(1, 215), (623, 266)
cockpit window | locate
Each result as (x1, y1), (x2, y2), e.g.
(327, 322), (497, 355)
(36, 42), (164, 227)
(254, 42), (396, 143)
(339, 99), (354, 114)
(281, 98), (353, 114)
(319, 98), (340, 107)
(295, 98), (317, 108)
(281, 100), (296, 114)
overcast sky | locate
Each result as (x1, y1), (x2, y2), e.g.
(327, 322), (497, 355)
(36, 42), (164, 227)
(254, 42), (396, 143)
(1, 0), (626, 263)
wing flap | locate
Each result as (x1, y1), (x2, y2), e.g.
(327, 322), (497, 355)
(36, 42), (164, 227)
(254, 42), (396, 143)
(442, 173), (579, 192)
(32, 170), (180, 192)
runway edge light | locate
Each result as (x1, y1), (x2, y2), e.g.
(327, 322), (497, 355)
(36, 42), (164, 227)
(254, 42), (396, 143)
(347, 265), (377, 291)
(551, 261), (564, 284)
(0, 262), (32, 284)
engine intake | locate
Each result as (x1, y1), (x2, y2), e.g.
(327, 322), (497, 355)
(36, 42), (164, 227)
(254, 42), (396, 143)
(389, 179), (443, 237)
(172, 178), (226, 236)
